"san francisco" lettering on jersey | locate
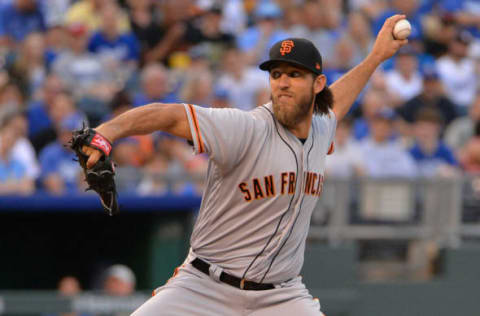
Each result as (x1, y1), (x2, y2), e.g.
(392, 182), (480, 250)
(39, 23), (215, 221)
(238, 171), (324, 202)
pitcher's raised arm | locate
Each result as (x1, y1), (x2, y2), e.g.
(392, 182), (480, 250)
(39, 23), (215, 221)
(330, 15), (409, 121)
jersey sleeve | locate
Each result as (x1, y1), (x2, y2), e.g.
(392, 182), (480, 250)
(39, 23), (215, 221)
(325, 109), (337, 155)
(183, 104), (260, 171)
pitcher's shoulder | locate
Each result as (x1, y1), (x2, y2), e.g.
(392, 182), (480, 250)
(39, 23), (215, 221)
(313, 109), (337, 125)
(252, 102), (275, 122)
(246, 103), (276, 136)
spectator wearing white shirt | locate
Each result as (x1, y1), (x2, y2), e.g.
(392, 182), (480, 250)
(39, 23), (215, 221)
(0, 110), (35, 195)
(436, 30), (476, 114)
(0, 105), (39, 179)
(216, 46), (270, 110)
(359, 108), (417, 178)
(40, 0), (72, 28)
(52, 23), (113, 100)
(326, 118), (365, 178)
(385, 45), (423, 107)
(5, 109), (40, 180)
(219, 0), (247, 37)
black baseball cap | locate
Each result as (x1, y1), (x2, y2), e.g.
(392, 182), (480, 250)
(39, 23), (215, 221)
(259, 38), (323, 75)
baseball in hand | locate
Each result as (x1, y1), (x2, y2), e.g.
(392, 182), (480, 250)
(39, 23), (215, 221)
(393, 19), (411, 40)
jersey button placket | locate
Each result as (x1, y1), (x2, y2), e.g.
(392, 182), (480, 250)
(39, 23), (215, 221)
(295, 147), (305, 206)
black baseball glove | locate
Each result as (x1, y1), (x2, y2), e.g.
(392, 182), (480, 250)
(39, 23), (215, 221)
(69, 126), (119, 216)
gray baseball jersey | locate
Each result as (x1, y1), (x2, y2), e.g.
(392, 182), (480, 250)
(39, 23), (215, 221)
(183, 102), (336, 284)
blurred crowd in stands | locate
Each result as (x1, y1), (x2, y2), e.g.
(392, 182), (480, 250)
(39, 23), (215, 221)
(54, 264), (146, 316)
(2, 0), (480, 196)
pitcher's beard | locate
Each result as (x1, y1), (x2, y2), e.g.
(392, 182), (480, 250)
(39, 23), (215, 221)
(272, 88), (315, 128)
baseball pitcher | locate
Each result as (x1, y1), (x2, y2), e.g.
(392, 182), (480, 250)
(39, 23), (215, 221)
(80, 15), (408, 316)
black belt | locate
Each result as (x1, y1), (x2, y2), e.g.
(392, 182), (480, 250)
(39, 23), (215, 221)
(191, 258), (275, 291)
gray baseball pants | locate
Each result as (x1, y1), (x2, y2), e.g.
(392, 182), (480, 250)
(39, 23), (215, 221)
(131, 262), (325, 316)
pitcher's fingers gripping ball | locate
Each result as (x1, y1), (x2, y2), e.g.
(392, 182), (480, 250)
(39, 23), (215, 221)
(393, 19), (411, 40)
(69, 125), (119, 216)
(369, 15), (409, 65)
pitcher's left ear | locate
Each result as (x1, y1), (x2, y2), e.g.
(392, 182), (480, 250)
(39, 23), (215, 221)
(314, 74), (327, 94)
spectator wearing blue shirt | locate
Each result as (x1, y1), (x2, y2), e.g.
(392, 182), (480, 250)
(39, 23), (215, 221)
(27, 74), (65, 153)
(43, 25), (66, 69)
(324, 37), (356, 85)
(440, 0), (480, 38)
(237, 1), (290, 65)
(409, 108), (459, 177)
(0, 0), (45, 47)
(370, 0), (430, 73)
(371, 0), (424, 41)
(87, 2), (139, 84)
(397, 68), (457, 130)
(39, 114), (84, 195)
(0, 111), (34, 194)
(353, 89), (388, 140)
(324, 36), (363, 113)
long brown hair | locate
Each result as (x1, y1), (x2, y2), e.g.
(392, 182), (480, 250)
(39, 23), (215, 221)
(314, 85), (334, 115)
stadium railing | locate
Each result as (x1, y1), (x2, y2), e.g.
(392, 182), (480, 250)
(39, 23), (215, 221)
(308, 175), (480, 246)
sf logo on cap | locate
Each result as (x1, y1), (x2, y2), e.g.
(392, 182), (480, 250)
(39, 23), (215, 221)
(280, 40), (294, 56)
